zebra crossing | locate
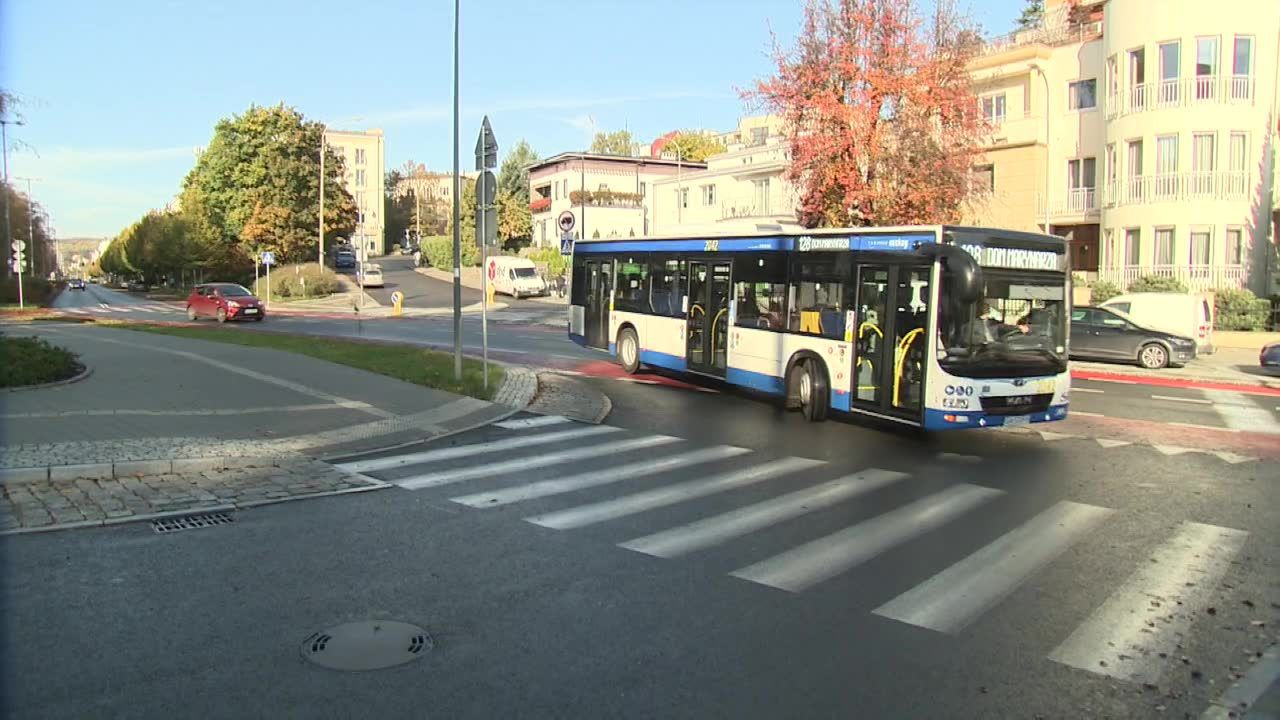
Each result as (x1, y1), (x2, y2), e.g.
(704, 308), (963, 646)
(331, 414), (1253, 686)
(60, 302), (183, 316)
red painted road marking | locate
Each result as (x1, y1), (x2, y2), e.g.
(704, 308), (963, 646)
(1073, 369), (1280, 397)
(1055, 412), (1280, 459)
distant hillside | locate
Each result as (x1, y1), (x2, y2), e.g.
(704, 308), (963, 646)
(58, 237), (110, 258)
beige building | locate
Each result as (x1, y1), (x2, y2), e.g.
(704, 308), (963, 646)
(967, 0), (1279, 294)
(324, 128), (386, 258)
(527, 152), (699, 247)
(649, 115), (803, 234)
(393, 167), (478, 240)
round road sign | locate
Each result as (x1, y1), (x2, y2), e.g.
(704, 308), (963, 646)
(558, 210), (575, 233)
(391, 290), (404, 304)
(488, 259), (497, 280)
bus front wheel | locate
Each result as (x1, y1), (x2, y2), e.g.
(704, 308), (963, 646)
(788, 359), (829, 422)
(617, 327), (641, 374)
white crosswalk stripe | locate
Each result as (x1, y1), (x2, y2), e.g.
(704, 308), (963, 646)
(1047, 521), (1249, 683)
(335, 425), (620, 474)
(873, 501), (1113, 633)
(451, 444), (749, 508)
(493, 415), (572, 430)
(526, 456), (824, 530)
(396, 434), (682, 490)
(619, 469), (908, 559)
(730, 484), (1004, 593)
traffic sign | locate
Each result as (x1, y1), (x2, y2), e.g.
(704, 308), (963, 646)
(558, 210), (576, 234)
(487, 258), (497, 281)
(474, 116), (498, 171)
(560, 233), (574, 256)
(11, 239), (26, 252)
(261, 251), (275, 266)
(475, 171), (497, 246)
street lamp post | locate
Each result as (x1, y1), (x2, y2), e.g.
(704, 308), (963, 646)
(318, 128), (326, 271)
(451, 0), (462, 381)
(1029, 63), (1051, 234)
(1, 116), (24, 281)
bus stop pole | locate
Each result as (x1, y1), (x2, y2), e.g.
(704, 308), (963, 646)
(480, 199), (488, 390)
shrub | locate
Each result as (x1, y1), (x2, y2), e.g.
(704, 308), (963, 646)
(254, 263), (340, 299)
(1128, 275), (1188, 294)
(0, 277), (58, 306)
(420, 235), (479, 268)
(1088, 279), (1122, 304)
(528, 247), (569, 277)
(1214, 287), (1270, 331)
(0, 336), (82, 387)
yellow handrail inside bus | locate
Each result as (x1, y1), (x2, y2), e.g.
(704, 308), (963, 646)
(893, 327), (924, 408)
(858, 322), (882, 339)
(709, 307), (729, 358)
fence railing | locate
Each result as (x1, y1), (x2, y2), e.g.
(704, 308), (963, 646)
(1111, 75), (1255, 116)
(1115, 171), (1249, 205)
(1051, 187), (1098, 216)
(1098, 264), (1247, 291)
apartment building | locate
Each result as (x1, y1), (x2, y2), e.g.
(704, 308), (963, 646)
(324, 128), (386, 258)
(393, 167), (477, 210)
(649, 115), (803, 235)
(527, 153), (700, 247)
(968, 0), (1279, 295)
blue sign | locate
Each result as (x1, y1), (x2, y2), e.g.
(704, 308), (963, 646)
(261, 251), (275, 266)
(560, 235), (574, 255)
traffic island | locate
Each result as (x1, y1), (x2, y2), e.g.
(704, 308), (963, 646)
(0, 336), (88, 390)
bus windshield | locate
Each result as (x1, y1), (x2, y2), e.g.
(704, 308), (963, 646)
(940, 270), (1068, 378)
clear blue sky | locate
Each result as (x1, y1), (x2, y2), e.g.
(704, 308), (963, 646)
(1, 0), (1023, 238)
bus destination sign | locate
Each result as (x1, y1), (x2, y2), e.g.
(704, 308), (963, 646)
(959, 244), (1065, 272)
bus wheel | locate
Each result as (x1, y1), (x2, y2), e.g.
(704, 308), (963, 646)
(789, 359), (829, 422)
(617, 327), (641, 374)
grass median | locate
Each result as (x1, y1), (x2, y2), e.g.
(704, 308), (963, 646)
(121, 324), (503, 400)
(1, 336), (84, 388)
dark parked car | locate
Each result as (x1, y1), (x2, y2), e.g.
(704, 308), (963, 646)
(1069, 306), (1196, 369)
(127, 280), (148, 292)
(186, 283), (265, 323)
(334, 251), (357, 270)
(1261, 342), (1280, 369)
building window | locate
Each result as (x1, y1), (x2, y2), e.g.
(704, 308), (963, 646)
(980, 93), (1006, 123)
(750, 127), (768, 147)
(1126, 139), (1144, 202)
(1124, 228), (1141, 265)
(1195, 37), (1219, 100)
(1105, 55), (1119, 106)
(1191, 133), (1216, 194)
(1104, 144), (1117, 201)
(754, 178), (771, 214)
(679, 188), (689, 209)
(974, 164), (995, 192)
(1068, 79), (1097, 110)
(1158, 41), (1181, 106)
(1128, 48), (1147, 111)
(1155, 135), (1179, 197)
(639, 182), (646, 197)
(1154, 227), (1175, 266)
(1190, 229), (1211, 267)
(355, 169), (366, 187)
(1225, 227), (1244, 265)
(1067, 158), (1096, 212)
(1228, 132), (1248, 195)
(1232, 36), (1254, 99)
(355, 148), (366, 165)
(1103, 228), (1118, 268)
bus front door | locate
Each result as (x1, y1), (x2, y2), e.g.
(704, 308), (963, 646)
(852, 264), (931, 419)
(686, 259), (731, 376)
(585, 259), (612, 350)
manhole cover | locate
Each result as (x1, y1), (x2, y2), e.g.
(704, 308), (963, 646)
(300, 621), (432, 671)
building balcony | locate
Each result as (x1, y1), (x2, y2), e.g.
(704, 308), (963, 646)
(1098, 263), (1247, 292)
(530, 197), (552, 214)
(1047, 187), (1099, 218)
(569, 190), (643, 209)
(1108, 75), (1256, 118)
(1106, 172), (1249, 207)
(978, 19), (1102, 58)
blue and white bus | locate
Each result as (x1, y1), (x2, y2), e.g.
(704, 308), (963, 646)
(568, 225), (1071, 430)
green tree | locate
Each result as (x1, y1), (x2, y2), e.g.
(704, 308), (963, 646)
(497, 139), (539, 203)
(1015, 0), (1044, 30)
(179, 104), (357, 270)
(660, 131), (727, 162)
(443, 176), (480, 266)
(589, 130), (636, 156)
(384, 169), (415, 247)
(497, 190), (531, 244)
(2, 182), (55, 279)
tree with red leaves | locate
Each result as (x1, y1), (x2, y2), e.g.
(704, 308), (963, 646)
(749, 0), (988, 228)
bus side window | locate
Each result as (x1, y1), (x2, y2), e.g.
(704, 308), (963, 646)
(733, 253), (787, 330)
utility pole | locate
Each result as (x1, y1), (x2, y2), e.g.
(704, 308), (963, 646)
(451, 0), (462, 381)
(475, 117), (498, 391)
(1030, 63), (1051, 234)
(319, 129), (326, 271)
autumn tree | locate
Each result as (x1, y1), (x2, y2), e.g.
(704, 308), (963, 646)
(657, 131), (727, 162)
(749, 0), (987, 228)
(179, 104), (357, 269)
(589, 130), (637, 156)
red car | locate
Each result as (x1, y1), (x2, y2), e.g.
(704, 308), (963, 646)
(186, 283), (265, 323)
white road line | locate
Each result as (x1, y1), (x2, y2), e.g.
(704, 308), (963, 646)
(336, 425), (619, 474)
(730, 484), (1004, 593)
(1048, 521), (1249, 684)
(1203, 389), (1280, 435)
(451, 445), (749, 508)
(493, 415), (571, 430)
(1071, 387), (1105, 394)
(617, 377), (660, 384)
(1069, 410), (1105, 417)
(1151, 394), (1213, 405)
(619, 469), (908, 559)
(1169, 421), (1240, 433)
(0, 402), (370, 419)
(396, 434), (681, 490)
(873, 501), (1113, 634)
(525, 456), (824, 530)
(1095, 438), (1132, 448)
(1201, 645), (1280, 719)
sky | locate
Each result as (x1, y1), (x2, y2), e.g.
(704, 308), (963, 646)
(1, 0), (1024, 239)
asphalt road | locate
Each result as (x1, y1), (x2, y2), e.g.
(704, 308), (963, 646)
(6, 412), (1277, 718)
(360, 254), (556, 313)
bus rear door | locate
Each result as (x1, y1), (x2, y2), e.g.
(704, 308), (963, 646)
(584, 258), (612, 349)
(686, 259), (732, 376)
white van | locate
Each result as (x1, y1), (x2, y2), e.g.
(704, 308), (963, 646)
(486, 256), (547, 299)
(1101, 292), (1214, 354)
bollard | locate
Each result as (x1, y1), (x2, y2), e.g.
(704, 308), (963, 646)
(391, 290), (404, 317)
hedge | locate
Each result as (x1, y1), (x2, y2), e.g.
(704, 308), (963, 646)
(253, 263), (341, 299)
(1128, 275), (1188, 293)
(1214, 287), (1271, 331)
(419, 235), (479, 268)
(1088, 279), (1122, 304)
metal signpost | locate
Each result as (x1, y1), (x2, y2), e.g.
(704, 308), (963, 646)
(261, 251), (274, 310)
(11, 238), (25, 308)
(475, 116), (498, 390)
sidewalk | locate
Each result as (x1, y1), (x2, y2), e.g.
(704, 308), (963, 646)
(1073, 345), (1280, 391)
(417, 266), (568, 305)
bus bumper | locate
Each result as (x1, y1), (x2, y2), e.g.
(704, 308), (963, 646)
(922, 404), (1069, 431)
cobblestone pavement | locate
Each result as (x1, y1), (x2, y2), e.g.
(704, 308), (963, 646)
(0, 457), (382, 533)
(527, 372), (611, 423)
(492, 366), (538, 409)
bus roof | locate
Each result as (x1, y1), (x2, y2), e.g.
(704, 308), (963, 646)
(573, 225), (1062, 250)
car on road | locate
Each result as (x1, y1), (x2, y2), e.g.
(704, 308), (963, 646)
(333, 250), (357, 270)
(1100, 292), (1214, 354)
(399, 243), (417, 256)
(186, 283), (265, 323)
(69, 279), (86, 290)
(359, 263), (385, 288)
(487, 256), (548, 299)
(127, 280), (149, 292)
(1261, 342), (1280, 369)
(1069, 305), (1196, 369)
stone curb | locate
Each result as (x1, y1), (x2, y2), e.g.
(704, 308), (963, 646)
(0, 455), (287, 486)
(318, 404), (521, 464)
(0, 484), (390, 537)
(3, 364), (94, 393)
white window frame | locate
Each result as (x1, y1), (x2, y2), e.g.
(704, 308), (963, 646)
(980, 92), (1007, 123)
(1124, 227), (1141, 266)
(701, 184), (716, 206)
(1224, 226), (1245, 265)
(1189, 227), (1212, 267)
(1154, 226), (1176, 266)
(1068, 78), (1098, 111)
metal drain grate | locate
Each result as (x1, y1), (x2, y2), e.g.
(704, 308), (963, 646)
(151, 511), (235, 534)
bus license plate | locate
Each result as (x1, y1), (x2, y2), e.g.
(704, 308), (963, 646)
(1004, 415), (1030, 427)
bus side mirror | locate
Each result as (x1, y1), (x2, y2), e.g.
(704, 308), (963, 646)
(918, 242), (982, 304)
